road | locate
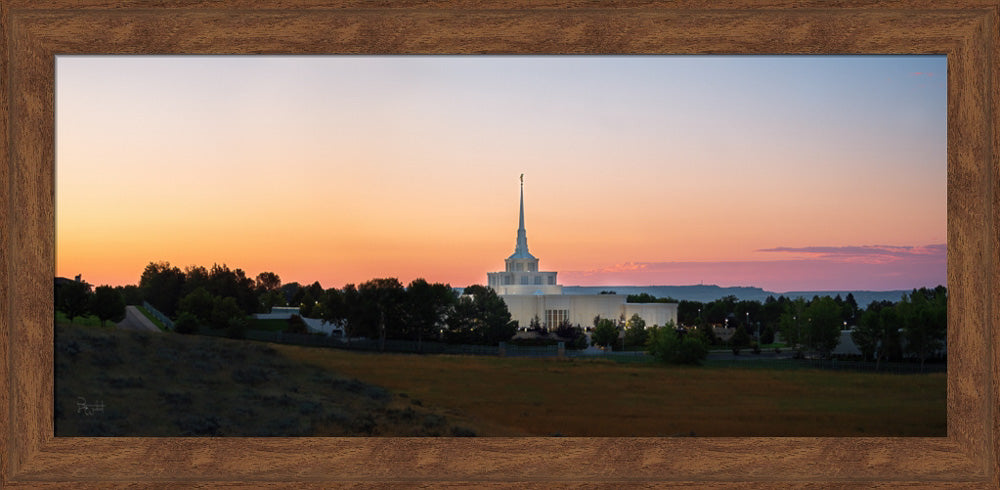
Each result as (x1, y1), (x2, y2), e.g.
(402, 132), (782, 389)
(116, 305), (161, 333)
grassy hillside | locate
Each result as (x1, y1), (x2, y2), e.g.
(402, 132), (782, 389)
(276, 345), (946, 437)
(55, 324), (478, 436)
(54, 322), (946, 437)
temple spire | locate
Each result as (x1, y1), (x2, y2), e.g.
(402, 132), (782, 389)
(514, 174), (530, 255)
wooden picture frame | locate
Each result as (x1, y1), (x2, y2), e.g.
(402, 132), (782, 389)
(2, 1), (997, 486)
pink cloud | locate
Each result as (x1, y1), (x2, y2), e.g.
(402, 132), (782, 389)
(560, 244), (946, 292)
(756, 244), (945, 264)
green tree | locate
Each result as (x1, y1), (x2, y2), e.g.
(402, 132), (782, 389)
(778, 298), (807, 355)
(321, 284), (364, 346)
(590, 318), (620, 349)
(89, 285), (125, 327)
(844, 292), (859, 325)
(647, 322), (708, 365)
(677, 300), (704, 326)
(56, 279), (92, 324)
(762, 295), (787, 330)
(358, 278), (407, 350)
(255, 272), (283, 311)
(298, 290), (316, 317)
(803, 296), (842, 357)
(205, 263), (257, 314)
(693, 323), (717, 346)
(210, 296), (245, 330)
(405, 278), (456, 348)
(729, 326), (751, 355)
(114, 285), (143, 306)
(529, 315), (543, 332)
(259, 289), (287, 312)
(178, 286), (215, 324)
(554, 320), (588, 349)
(181, 265), (210, 297)
(878, 304), (904, 361)
(853, 306), (877, 361)
(446, 285), (516, 346)
(623, 313), (648, 348)
(138, 261), (185, 317)
(282, 282), (302, 305)
(626, 293), (663, 303)
(306, 281), (324, 300)
(255, 271), (281, 292)
(899, 287), (947, 371)
(759, 323), (776, 344)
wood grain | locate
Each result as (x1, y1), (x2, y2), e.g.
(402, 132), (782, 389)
(2, 1), (997, 486)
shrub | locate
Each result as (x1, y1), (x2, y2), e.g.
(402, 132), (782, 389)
(174, 311), (200, 334)
(647, 326), (708, 365)
(554, 321), (589, 350)
(225, 317), (247, 339)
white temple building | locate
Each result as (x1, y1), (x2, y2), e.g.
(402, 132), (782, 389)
(487, 176), (677, 330)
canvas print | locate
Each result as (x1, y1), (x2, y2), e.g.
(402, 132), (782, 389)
(54, 55), (946, 436)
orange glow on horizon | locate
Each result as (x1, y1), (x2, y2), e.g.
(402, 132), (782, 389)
(56, 55), (946, 292)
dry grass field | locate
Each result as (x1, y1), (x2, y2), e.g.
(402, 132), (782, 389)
(276, 345), (946, 437)
(53, 323), (945, 437)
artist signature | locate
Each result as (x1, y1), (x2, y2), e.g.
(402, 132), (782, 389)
(76, 397), (104, 416)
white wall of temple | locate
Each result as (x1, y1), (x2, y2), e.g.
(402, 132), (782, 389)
(624, 302), (679, 327)
(499, 294), (677, 329)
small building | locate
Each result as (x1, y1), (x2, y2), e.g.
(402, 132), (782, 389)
(254, 306), (344, 337)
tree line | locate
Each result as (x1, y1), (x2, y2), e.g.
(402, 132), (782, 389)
(651, 287), (946, 364)
(54, 278), (128, 327)
(57, 261), (519, 348)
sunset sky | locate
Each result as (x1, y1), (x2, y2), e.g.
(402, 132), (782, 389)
(56, 55), (946, 292)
